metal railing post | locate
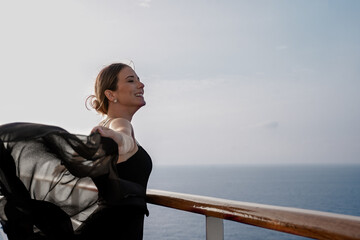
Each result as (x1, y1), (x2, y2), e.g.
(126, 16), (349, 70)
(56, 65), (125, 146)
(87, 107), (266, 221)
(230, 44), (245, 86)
(206, 216), (224, 240)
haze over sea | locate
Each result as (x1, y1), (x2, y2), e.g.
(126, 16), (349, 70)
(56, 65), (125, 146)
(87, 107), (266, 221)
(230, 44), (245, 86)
(144, 164), (360, 240)
(0, 164), (358, 240)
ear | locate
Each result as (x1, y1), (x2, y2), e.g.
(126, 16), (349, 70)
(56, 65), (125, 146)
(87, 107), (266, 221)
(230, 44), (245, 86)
(104, 90), (114, 101)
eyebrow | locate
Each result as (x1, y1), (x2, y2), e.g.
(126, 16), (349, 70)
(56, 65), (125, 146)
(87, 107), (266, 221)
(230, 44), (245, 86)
(126, 75), (140, 80)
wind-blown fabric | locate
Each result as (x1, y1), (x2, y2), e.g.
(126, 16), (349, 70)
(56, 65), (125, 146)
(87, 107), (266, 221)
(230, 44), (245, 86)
(0, 122), (122, 237)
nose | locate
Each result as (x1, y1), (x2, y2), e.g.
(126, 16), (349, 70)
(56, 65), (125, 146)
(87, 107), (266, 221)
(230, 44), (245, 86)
(137, 81), (145, 89)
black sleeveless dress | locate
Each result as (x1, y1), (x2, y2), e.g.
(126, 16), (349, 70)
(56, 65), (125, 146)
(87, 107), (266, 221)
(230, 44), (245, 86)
(0, 122), (152, 240)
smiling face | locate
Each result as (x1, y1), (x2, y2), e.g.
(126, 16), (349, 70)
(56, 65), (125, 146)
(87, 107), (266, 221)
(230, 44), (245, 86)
(112, 66), (146, 109)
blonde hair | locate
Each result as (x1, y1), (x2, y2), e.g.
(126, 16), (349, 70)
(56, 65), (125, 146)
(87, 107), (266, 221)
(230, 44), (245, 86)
(86, 63), (130, 115)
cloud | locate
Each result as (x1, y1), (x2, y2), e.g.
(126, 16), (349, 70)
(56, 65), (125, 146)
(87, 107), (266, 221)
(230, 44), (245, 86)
(253, 121), (279, 129)
(263, 121), (279, 129)
(276, 45), (288, 50)
(138, 0), (151, 8)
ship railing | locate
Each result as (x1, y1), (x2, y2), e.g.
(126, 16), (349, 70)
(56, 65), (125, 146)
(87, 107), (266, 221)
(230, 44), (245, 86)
(27, 177), (360, 240)
(146, 189), (360, 240)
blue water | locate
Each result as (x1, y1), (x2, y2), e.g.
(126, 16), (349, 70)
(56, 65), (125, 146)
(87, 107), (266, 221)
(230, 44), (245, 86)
(0, 164), (358, 239)
(143, 164), (360, 240)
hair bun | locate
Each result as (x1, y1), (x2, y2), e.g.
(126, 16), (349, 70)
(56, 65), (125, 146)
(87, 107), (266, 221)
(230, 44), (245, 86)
(85, 95), (100, 111)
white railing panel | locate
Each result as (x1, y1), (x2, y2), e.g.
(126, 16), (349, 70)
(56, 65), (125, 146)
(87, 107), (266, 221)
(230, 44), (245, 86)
(206, 216), (224, 240)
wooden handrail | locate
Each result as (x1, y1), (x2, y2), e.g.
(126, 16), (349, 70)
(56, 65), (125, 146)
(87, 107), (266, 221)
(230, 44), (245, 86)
(27, 177), (360, 239)
(146, 189), (360, 240)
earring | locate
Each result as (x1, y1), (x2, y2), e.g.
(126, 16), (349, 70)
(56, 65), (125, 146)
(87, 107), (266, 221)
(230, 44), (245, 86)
(114, 99), (118, 103)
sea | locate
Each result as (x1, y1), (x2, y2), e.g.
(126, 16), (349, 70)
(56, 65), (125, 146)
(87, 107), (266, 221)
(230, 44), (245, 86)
(0, 164), (359, 240)
(143, 164), (360, 240)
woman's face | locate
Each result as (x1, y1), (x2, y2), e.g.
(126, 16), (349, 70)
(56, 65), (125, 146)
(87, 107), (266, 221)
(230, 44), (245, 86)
(112, 66), (145, 108)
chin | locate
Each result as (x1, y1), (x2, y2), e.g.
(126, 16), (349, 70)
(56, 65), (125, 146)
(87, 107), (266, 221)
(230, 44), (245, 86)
(136, 102), (146, 109)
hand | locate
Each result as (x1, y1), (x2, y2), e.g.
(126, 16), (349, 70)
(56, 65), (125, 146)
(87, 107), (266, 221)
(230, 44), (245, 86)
(91, 126), (114, 139)
(91, 126), (124, 147)
(91, 121), (134, 155)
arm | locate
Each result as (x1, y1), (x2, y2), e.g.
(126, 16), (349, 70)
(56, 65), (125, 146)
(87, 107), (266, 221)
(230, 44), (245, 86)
(91, 118), (135, 155)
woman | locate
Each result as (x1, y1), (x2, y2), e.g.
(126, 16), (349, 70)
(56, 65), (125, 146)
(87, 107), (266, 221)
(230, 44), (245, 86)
(0, 62), (152, 240)
(76, 63), (153, 240)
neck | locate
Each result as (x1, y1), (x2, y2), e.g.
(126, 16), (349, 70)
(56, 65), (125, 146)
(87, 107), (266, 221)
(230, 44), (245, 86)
(106, 106), (138, 122)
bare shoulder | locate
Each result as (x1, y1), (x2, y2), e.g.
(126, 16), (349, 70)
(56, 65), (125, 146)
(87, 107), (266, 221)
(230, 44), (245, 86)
(108, 118), (132, 135)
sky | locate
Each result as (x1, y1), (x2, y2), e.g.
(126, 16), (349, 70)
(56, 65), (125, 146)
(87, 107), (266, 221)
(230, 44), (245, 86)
(0, 0), (359, 165)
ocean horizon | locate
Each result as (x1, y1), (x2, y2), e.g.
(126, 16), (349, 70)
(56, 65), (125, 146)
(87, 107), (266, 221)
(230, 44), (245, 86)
(0, 163), (359, 240)
(144, 163), (360, 239)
